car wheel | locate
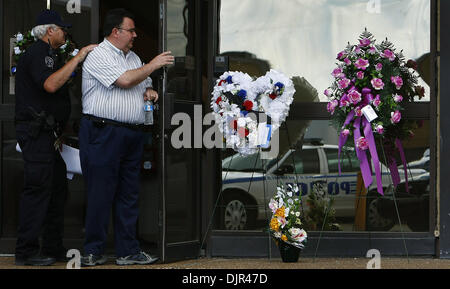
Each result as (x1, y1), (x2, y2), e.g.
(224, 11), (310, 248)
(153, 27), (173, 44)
(220, 192), (256, 230)
(365, 192), (395, 231)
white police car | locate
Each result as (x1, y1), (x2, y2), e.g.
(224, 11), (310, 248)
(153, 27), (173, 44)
(219, 142), (427, 231)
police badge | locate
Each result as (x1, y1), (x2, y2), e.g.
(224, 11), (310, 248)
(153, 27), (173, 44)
(45, 56), (54, 69)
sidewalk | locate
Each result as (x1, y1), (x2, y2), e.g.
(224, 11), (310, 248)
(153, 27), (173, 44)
(1, 256), (450, 269)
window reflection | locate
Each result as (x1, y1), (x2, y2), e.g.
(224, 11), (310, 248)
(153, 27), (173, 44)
(217, 120), (431, 232)
(219, 0), (430, 102)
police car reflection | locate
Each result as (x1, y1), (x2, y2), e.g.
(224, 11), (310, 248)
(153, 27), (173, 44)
(219, 143), (427, 231)
(375, 172), (430, 232)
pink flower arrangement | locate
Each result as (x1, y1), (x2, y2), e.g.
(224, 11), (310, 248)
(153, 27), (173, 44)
(393, 94), (403, 103)
(348, 89), (362, 105)
(368, 46), (377, 55)
(337, 51), (346, 60)
(376, 124), (384, 135)
(391, 76), (404, 90)
(391, 110), (402, 124)
(372, 95), (381, 107)
(371, 78), (385, 90)
(338, 78), (351, 89)
(342, 129), (350, 137)
(381, 49), (396, 61)
(359, 38), (372, 47)
(355, 58), (370, 70)
(332, 67), (344, 78)
(356, 137), (369, 151)
(375, 63), (383, 71)
(325, 30), (425, 196)
(327, 99), (339, 114)
(325, 29), (425, 149)
(340, 95), (350, 107)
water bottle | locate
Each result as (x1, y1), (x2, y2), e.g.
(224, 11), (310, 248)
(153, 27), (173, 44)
(144, 100), (154, 125)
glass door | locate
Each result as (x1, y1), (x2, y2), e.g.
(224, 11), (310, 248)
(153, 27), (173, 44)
(158, 0), (201, 262)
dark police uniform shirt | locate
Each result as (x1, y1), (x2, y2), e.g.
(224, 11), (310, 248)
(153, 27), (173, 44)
(15, 39), (70, 127)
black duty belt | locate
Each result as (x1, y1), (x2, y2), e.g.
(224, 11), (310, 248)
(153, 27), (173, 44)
(83, 114), (145, 131)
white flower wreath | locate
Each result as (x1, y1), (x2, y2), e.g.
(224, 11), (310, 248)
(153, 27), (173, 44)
(211, 71), (260, 155)
(254, 69), (295, 131)
(211, 70), (295, 155)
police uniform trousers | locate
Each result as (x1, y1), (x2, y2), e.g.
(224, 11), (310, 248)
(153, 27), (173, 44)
(15, 124), (68, 260)
(79, 117), (144, 258)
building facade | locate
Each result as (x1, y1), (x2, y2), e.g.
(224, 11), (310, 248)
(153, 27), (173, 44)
(0, 0), (448, 262)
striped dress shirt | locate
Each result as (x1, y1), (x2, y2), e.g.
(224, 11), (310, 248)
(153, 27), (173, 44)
(82, 39), (153, 124)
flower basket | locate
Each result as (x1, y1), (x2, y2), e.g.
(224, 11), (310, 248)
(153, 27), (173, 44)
(275, 239), (302, 263)
(268, 184), (307, 262)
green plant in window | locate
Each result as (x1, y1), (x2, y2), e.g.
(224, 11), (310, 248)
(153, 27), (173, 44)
(302, 182), (341, 232)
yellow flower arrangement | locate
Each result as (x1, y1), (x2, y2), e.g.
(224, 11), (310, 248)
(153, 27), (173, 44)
(274, 207), (285, 218)
(268, 184), (307, 249)
(270, 218), (279, 231)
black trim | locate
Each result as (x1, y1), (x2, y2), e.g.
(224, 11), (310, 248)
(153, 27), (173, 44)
(439, 0), (450, 259)
(210, 232), (435, 257)
(0, 0), (3, 236)
(203, 0), (220, 259)
(287, 103), (431, 121)
(429, 0), (438, 256)
(164, 241), (201, 263)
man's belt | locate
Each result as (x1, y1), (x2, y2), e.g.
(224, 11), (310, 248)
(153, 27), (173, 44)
(83, 114), (145, 131)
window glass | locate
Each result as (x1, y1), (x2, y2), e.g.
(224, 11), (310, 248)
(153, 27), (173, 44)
(223, 152), (276, 173)
(325, 148), (357, 173)
(217, 120), (431, 233)
(286, 148), (320, 174)
(219, 0), (431, 102)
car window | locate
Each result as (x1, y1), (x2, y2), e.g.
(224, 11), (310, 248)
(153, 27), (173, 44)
(324, 148), (358, 173)
(222, 152), (276, 172)
(282, 148), (320, 174)
(348, 151), (360, 170)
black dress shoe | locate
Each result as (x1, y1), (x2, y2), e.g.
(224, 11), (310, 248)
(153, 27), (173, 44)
(15, 255), (56, 266)
(43, 249), (70, 262)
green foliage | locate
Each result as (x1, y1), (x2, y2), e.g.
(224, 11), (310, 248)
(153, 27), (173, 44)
(302, 182), (341, 232)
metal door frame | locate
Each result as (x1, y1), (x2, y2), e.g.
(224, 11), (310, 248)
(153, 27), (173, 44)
(158, 0), (202, 263)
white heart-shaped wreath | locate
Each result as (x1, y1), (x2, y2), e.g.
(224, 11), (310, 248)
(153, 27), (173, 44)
(211, 70), (295, 155)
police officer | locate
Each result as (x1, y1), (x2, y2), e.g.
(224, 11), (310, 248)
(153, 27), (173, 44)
(14, 9), (97, 266)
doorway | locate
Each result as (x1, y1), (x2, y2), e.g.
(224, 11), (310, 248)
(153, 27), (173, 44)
(0, 0), (203, 263)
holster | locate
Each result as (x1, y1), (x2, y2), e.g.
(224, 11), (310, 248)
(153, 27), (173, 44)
(18, 107), (60, 138)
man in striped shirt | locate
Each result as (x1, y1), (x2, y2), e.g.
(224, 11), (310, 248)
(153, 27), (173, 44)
(79, 8), (173, 266)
